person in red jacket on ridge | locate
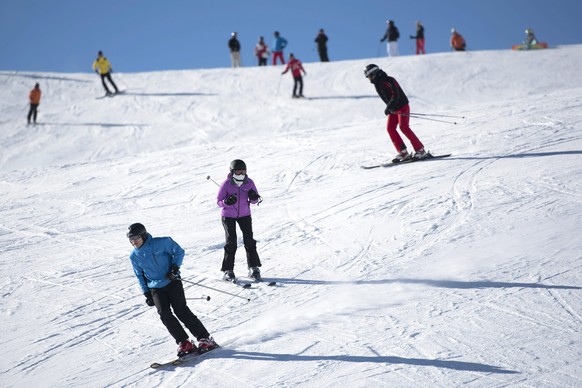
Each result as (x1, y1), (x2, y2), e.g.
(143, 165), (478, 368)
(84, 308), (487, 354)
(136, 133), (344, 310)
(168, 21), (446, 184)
(281, 53), (307, 98)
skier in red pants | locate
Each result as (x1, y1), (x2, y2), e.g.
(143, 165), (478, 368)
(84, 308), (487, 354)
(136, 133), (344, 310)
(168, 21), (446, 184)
(365, 64), (427, 163)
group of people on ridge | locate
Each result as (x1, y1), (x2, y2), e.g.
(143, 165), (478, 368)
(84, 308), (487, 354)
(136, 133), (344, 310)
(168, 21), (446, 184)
(381, 19), (468, 55)
(229, 29), (329, 68)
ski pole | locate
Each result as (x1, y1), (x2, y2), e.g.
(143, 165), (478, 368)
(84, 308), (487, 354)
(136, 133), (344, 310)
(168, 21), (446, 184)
(206, 175), (220, 187)
(275, 74), (282, 95)
(188, 295), (211, 301)
(181, 278), (251, 302)
(400, 113), (458, 125)
(409, 112), (466, 119)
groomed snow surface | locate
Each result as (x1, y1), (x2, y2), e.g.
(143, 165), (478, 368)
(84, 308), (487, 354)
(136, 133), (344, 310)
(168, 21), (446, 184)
(1, 45), (581, 387)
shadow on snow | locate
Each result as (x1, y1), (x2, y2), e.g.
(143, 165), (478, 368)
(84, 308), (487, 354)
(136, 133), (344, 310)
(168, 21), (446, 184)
(200, 349), (520, 374)
(264, 277), (581, 290)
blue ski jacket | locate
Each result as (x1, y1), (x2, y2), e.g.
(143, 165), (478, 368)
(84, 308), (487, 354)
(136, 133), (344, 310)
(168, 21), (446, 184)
(272, 36), (288, 52)
(129, 233), (185, 293)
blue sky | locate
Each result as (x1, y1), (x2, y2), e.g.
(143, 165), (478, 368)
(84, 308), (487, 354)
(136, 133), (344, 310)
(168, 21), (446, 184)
(1, 0), (580, 72)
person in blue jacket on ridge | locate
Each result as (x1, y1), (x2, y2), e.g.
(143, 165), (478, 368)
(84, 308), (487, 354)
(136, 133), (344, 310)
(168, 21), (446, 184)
(272, 31), (288, 65)
(127, 223), (217, 357)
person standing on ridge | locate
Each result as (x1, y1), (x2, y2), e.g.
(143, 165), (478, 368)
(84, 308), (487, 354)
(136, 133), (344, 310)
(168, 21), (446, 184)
(228, 32), (242, 67)
(127, 223), (218, 358)
(524, 28), (538, 49)
(281, 53), (307, 98)
(410, 21), (425, 55)
(27, 83), (41, 125)
(92, 50), (119, 96)
(216, 160), (263, 282)
(450, 28), (466, 51)
(272, 31), (288, 65)
(380, 20), (400, 57)
(315, 28), (329, 62)
(364, 64), (427, 163)
(255, 36), (270, 66)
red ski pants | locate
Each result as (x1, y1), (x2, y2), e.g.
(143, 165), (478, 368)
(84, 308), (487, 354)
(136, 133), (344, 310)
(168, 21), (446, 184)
(272, 51), (285, 65)
(416, 38), (426, 54)
(386, 104), (424, 153)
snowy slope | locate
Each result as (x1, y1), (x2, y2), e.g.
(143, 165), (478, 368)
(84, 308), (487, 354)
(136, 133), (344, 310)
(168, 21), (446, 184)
(1, 46), (581, 387)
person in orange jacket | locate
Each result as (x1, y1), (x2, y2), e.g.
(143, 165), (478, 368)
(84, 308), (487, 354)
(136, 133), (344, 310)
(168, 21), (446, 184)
(450, 28), (466, 51)
(27, 83), (41, 125)
(281, 53), (306, 98)
(92, 50), (119, 96)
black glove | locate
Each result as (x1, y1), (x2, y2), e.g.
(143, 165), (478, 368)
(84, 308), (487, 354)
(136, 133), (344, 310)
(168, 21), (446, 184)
(167, 264), (180, 281)
(384, 106), (393, 115)
(410, 35), (415, 39)
(144, 291), (155, 307)
(248, 189), (259, 201)
(224, 193), (237, 205)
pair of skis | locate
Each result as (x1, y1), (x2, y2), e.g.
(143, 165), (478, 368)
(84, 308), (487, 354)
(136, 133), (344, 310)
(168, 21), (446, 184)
(361, 153), (452, 169)
(151, 345), (220, 369)
(226, 277), (277, 288)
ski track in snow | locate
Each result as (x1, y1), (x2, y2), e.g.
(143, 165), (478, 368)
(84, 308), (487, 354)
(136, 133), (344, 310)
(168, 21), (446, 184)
(1, 47), (582, 387)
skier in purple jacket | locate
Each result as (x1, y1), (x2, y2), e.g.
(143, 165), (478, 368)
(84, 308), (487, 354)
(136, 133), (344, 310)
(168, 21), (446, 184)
(216, 159), (263, 282)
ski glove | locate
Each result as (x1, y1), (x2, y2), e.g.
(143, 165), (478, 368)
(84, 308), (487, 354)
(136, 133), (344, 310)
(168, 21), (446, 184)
(248, 189), (259, 201)
(384, 107), (393, 115)
(167, 264), (181, 281)
(144, 291), (155, 307)
(224, 193), (237, 205)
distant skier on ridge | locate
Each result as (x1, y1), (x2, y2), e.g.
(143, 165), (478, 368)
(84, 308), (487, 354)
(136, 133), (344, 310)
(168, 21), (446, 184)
(92, 50), (119, 96)
(27, 83), (41, 125)
(281, 53), (307, 98)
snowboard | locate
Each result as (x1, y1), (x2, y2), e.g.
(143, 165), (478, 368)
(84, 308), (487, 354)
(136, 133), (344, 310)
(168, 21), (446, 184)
(512, 42), (548, 51)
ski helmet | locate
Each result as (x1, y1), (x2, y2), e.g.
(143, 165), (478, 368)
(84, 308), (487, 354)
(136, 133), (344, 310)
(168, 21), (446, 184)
(525, 28), (534, 34)
(229, 159), (247, 172)
(364, 64), (380, 79)
(127, 223), (147, 240)
(451, 28), (456, 34)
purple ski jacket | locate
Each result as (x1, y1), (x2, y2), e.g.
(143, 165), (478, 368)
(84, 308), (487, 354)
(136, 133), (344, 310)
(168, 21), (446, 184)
(217, 174), (260, 218)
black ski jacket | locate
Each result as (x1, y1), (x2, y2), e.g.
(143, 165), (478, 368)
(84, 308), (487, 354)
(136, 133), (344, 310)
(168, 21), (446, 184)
(372, 70), (409, 112)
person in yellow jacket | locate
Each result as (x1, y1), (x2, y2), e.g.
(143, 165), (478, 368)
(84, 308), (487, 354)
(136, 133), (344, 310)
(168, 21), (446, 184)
(92, 50), (119, 96)
(27, 83), (41, 125)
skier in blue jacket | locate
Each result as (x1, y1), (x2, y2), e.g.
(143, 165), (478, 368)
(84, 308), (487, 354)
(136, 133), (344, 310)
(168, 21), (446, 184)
(128, 223), (217, 357)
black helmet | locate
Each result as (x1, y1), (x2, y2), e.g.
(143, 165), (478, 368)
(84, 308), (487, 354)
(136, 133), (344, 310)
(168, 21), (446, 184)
(127, 223), (147, 239)
(229, 159), (247, 172)
(364, 64), (380, 78)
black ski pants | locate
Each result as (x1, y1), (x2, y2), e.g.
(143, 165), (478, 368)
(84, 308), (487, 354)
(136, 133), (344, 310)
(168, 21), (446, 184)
(150, 280), (210, 344)
(292, 76), (304, 97)
(27, 103), (39, 123)
(100, 72), (119, 93)
(221, 215), (261, 271)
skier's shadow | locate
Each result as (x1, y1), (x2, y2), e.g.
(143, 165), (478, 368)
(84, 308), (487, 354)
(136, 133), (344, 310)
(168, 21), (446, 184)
(266, 277), (581, 290)
(122, 91), (217, 97)
(450, 150), (582, 160)
(207, 349), (519, 374)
